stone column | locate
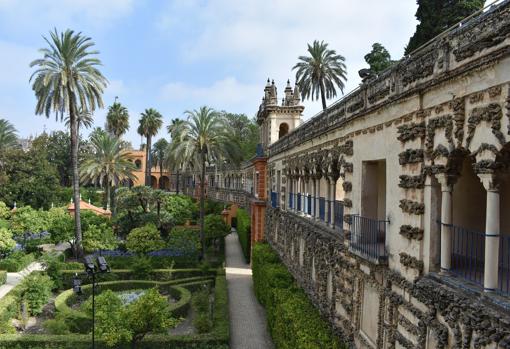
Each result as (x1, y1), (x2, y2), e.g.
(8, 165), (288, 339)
(325, 179), (331, 224)
(479, 174), (500, 292)
(315, 178), (320, 221)
(312, 178), (317, 219)
(436, 173), (454, 272)
(329, 178), (336, 228)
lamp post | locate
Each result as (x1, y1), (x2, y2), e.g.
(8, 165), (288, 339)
(73, 255), (110, 349)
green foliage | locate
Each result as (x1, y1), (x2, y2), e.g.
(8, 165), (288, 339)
(0, 202), (9, 220)
(93, 290), (132, 347)
(9, 206), (49, 237)
(405, 0), (484, 54)
(20, 274), (53, 316)
(0, 119), (18, 152)
(47, 207), (74, 245)
(126, 224), (165, 254)
(130, 256), (154, 279)
(364, 43), (393, 73)
(0, 228), (16, 256)
(220, 112), (259, 160)
(252, 243), (344, 349)
(0, 272), (6, 286)
(0, 252), (35, 272)
(236, 209), (250, 262)
(82, 223), (117, 253)
(40, 253), (65, 290)
(43, 315), (71, 335)
(204, 200), (224, 216)
(164, 195), (196, 225)
(204, 215), (230, 241)
(167, 226), (200, 258)
(192, 289), (212, 333)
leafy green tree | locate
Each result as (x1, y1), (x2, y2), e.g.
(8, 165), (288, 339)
(9, 206), (49, 237)
(0, 119), (18, 152)
(204, 214), (230, 248)
(20, 274), (53, 315)
(221, 112), (259, 160)
(90, 290), (132, 347)
(137, 109), (163, 186)
(167, 106), (241, 259)
(152, 139), (169, 189)
(82, 223), (118, 253)
(80, 132), (136, 210)
(364, 43), (393, 74)
(30, 29), (108, 257)
(106, 101), (130, 138)
(163, 195), (196, 225)
(126, 223), (165, 254)
(0, 228), (16, 256)
(47, 207), (75, 250)
(168, 226), (200, 257)
(293, 40), (347, 110)
(0, 202), (10, 220)
(405, 0), (484, 54)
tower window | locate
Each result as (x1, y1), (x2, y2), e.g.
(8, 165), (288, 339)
(279, 123), (289, 139)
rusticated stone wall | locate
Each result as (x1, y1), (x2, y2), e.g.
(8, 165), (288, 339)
(265, 207), (510, 349)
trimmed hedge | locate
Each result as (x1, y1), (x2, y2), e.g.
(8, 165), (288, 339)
(0, 253), (34, 272)
(236, 208), (251, 262)
(252, 243), (346, 349)
(0, 272), (6, 287)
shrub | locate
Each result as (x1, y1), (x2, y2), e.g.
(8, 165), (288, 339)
(0, 252), (35, 272)
(0, 202), (9, 220)
(41, 253), (64, 290)
(194, 313), (212, 334)
(130, 256), (154, 279)
(167, 226), (200, 258)
(252, 242), (345, 349)
(0, 228), (16, 256)
(9, 206), (49, 238)
(43, 316), (70, 335)
(20, 273), (53, 316)
(126, 224), (165, 254)
(204, 215), (230, 243)
(164, 195), (196, 225)
(82, 223), (118, 253)
(236, 209), (251, 262)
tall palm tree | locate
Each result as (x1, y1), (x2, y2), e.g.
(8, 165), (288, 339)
(167, 106), (241, 259)
(167, 118), (184, 140)
(0, 119), (18, 151)
(152, 138), (168, 189)
(64, 107), (94, 134)
(137, 108), (163, 186)
(106, 101), (130, 138)
(293, 40), (347, 110)
(30, 29), (107, 257)
(80, 133), (136, 210)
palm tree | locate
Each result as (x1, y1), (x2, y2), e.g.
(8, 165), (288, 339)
(80, 133), (136, 211)
(152, 138), (169, 189)
(0, 119), (18, 151)
(137, 108), (163, 186)
(167, 118), (184, 140)
(167, 106), (241, 259)
(106, 101), (130, 138)
(64, 107), (94, 134)
(30, 29), (108, 257)
(293, 40), (347, 110)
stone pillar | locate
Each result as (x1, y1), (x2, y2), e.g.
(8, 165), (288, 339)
(315, 178), (320, 220)
(436, 173), (454, 272)
(479, 174), (500, 292)
(325, 179), (331, 224)
(329, 179), (336, 228)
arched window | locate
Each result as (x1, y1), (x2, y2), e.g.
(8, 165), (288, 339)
(279, 123), (289, 139)
(135, 160), (142, 169)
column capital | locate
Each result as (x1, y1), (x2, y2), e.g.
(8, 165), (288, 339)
(435, 173), (458, 191)
(478, 173), (499, 192)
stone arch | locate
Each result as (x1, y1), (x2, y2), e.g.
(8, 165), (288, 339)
(135, 159), (142, 169)
(150, 176), (158, 189)
(279, 122), (289, 139)
(160, 176), (170, 190)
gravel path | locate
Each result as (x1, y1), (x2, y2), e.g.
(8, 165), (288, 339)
(225, 230), (274, 349)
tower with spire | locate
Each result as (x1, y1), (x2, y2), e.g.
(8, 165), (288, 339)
(257, 79), (304, 152)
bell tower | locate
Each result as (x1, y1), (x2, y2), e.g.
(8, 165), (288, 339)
(257, 79), (304, 153)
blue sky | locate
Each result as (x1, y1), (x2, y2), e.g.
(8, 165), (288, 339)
(0, 0), (421, 147)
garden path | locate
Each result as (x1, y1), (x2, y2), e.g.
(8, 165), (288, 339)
(225, 230), (274, 349)
(0, 262), (43, 299)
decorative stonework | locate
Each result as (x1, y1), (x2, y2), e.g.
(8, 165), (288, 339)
(343, 198), (352, 208)
(398, 149), (424, 165)
(342, 181), (352, 193)
(399, 225), (424, 240)
(451, 97), (466, 146)
(425, 115), (454, 158)
(397, 122), (426, 143)
(399, 199), (425, 215)
(398, 175), (425, 189)
(466, 103), (504, 147)
(399, 252), (424, 273)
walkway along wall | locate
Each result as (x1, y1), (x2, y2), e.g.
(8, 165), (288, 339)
(183, 2), (510, 347)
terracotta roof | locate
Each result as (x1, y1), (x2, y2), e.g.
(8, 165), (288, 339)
(67, 200), (111, 216)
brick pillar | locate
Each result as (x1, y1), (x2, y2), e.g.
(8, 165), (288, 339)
(250, 157), (268, 254)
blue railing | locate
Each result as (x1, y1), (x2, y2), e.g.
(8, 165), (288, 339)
(270, 191), (278, 208)
(289, 192), (293, 209)
(297, 193), (302, 211)
(307, 195), (312, 215)
(448, 223), (485, 287)
(350, 215), (387, 261)
(319, 197), (325, 221)
(334, 200), (344, 229)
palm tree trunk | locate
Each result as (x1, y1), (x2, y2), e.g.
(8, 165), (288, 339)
(146, 136), (153, 187)
(320, 80), (327, 110)
(199, 151), (206, 260)
(68, 89), (83, 258)
(144, 138), (149, 186)
(106, 183), (111, 211)
(160, 160), (163, 190)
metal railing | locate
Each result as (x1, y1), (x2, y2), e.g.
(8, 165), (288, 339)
(334, 201), (344, 229)
(319, 197), (325, 221)
(289, 192), (293, 209)
(350, 215), (388, 261)
(307, 195), (312, 215)
(270, 192), (279, 208)
(297, 193), (302, 212)
(448, 223), (485, 286)
(499, 235), (510, 295)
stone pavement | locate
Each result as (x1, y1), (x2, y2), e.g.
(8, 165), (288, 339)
(0, 262), (44, 299)
(225, 230), (274, 349)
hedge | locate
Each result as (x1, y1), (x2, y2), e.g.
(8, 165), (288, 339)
(0, 270), (229, 348)
(0, 272), (6, 287)
(0, 253), (35, 272)
(236, 208), (251, 262)
(252, 243), (346, 349)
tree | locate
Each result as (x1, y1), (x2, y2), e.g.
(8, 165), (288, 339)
(0, 228), (16, 256)
(126, 223), (165, 254)
(0, 119), (18, 152)
(364, 43), (393, 74)
(221, 112), (259, 160)
(167, 106), (241, 259)
(106, 101), (130, 138)
(405, 0), (484, 54)
(167, 118), (184, 141)
(30, 29), (108, 257)
(9, 206), (49, 237)
(91, 290), (131, 347)
(64, 108), (94, 135)
(151, 138), (168, 189)
(82, 223), (118, 253)
(293, 40), (347, 110)
(137, 109), (163, 186)
(47, 207), (75, 250)
(163, 195), (196, 225)
(80, 133), (136, 210)
(204, 214), (230, 249)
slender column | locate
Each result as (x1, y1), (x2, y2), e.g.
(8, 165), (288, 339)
(314, 178), (320, 220)
(479, 174), (500, 292)
(325, 179), (331, 223)
(329, 179), (336, 228)
(436, 173), (454, 272)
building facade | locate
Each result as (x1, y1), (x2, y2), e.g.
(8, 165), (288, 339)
(182, 3), (510, 348)
(129, 148), (177, 191)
